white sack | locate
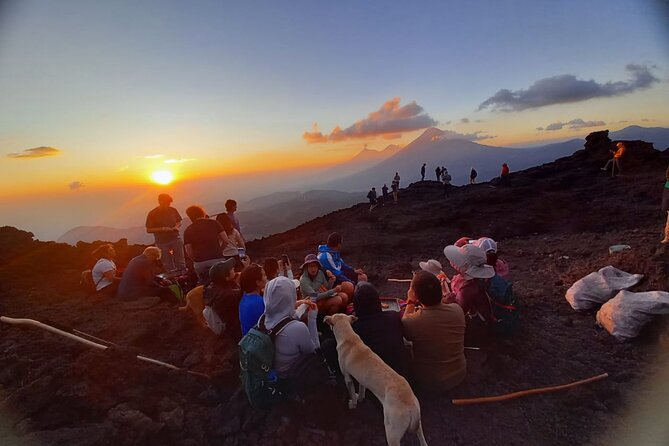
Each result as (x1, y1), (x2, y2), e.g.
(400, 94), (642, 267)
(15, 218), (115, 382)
(565, 266), (644, 311)
(596, 290), (669, 340)
(202, 306), (224, 335)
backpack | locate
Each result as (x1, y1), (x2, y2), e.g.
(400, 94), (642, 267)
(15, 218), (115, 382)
(485, 275), (520, 336)
(238, 315), (294, 410)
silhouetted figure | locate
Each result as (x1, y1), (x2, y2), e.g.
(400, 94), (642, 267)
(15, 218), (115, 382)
(381, 184), (389, 206)
(392, 172), (400, 204)
(441, 168), (452, 196)
(145, 194), (186, 275)
(500, 163), (510, 185)
(420, 163), (426, 181)
(435, 166), (441, 181)
(470, 167), (477, 184)
(662, 164), (669, 244)
(367, 187), (378, 212)
(225, 199), (243, 240)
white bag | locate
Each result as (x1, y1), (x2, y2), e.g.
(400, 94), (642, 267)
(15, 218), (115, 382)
(596, 290), (669, 340)
(565, 266), (643, 311)
(202, 306), (224, 335)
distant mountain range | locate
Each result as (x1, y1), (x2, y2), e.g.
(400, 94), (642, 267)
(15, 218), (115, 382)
(57, 125), (668, 244)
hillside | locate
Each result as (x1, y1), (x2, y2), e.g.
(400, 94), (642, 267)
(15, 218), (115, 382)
(1, 130), (668, 445)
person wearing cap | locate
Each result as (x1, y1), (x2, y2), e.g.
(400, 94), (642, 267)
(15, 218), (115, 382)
(401, 271), (466, 391)
(146, 194), (187, 275)
(117, 246), (166, 302)
(419, 259), (451, 300)
(601, 142), (626, 175)
(443, 243), (496, 322)
(352, 282), (408, 378)
(299, 254), (348, 315)
(238, 264), (268, 336)
(203, 258), (242, 340)
(316, 232), (367, 299)
(184, 205), (230, 286)
(472, 237), (509, 278)
(261, 276), (320, 380)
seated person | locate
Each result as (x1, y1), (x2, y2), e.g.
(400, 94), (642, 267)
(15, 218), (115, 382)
(298, 254), (348, 315)
(215, 213), (246, 272)
(443, 244), (496, 321)
(204, 258), (243, 341)
(239, 264), (267, 336)
(261, 276), (320, 382)
(317, 232), (367, 299)
(352, 282), (408, 378)
(117, 246), (167, 302)
(264, 256), (294, 281)
(472, 237), (509, 278)
(419, 258), (451, 300)
(91, 244), (121, 297)
(402, 271), (466, 391)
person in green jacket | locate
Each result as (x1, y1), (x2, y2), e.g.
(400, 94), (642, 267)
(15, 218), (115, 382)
(298, 254), (348, 315)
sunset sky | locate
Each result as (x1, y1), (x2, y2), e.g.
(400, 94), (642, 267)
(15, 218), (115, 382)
(1, 0), (668, 239)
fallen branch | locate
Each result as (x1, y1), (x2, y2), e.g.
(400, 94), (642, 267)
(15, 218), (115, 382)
(452, 372), (608, 405)
(0, 316), (210, 379)
(387, 278), (412, 283)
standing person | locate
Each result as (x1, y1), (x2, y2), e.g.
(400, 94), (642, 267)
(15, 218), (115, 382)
(441, 167), (452, 196)
(317, 232), (368, 300)
(225, 199), (243, 240)
(215, 213), (246, 271)
(470, 167), (477, 184)
(601, 142), (626, 175)
(435, 166), (441, 181)
(91, 244), (121, 297)
(367, 187), (378, 212)
(662, 164), (669, 244)
(183, 205), (229, 285)
(420, 163), (426, 181)
(117, 246), (166, 302)
(381, 184), (389, 206)
(401, 270), (466, 391)
(145, 193), (186, 275)
(392, 172), (400, 204)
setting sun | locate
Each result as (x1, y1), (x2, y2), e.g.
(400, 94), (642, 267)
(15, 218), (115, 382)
(150, 170), (174, 185)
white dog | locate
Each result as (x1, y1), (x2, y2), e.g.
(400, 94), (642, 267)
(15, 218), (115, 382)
(324, 313), (428, 446)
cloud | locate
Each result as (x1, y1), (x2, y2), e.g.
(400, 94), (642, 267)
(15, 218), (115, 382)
(69, 181), (85, 190)
(460, 118), (470, 124)
(164, 158), (196, 164)
(433, 129), (494, 142)
(303, 98), (437, 143)
(7, 146), (61, 159)
(541, 118), (606, 132)
(144, 154), (164, 159)
(478, 64), (659, 112)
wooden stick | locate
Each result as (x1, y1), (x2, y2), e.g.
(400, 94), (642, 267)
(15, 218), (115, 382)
(452, 372), (608, 405)
(387, 278), (412, 283)
(0, 316), (210, 379)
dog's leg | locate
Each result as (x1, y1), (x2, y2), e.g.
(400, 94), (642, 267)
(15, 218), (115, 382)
(343, 372), (358, 409)
(358, 384), (366, 403)
(415, 421), (428, 446)
(383, 412), (404, 446)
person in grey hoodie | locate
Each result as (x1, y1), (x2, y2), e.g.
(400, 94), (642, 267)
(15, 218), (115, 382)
(298, 254), (349, 314)
(262, 276), (320, 380)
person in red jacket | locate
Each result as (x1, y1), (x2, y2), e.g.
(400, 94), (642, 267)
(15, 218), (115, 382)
(501, 163), (510, 177)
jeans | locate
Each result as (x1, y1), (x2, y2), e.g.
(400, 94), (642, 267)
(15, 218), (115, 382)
(156, 238), (187, 275)
(193, 257), (226, 286)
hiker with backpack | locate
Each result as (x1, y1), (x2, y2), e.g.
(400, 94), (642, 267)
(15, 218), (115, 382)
(367, 187), (378, 212)
(443, 243), (519, 336)
(239, 264), (268, 336)
(91, 244), (121, 297)
(299, 254), (348, 315)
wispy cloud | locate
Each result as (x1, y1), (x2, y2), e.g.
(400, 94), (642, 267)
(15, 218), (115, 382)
(303, 97), (437, 143)
(479, 64), (659, 112)
(539, 118), (607, 132)
(7, 146), (61, 159)
(69, 181), (85, 190)
(144, 154), (164, 159)
(432, 129), (494, 141)
(460, 118), (470, 124)
(164, 158), (196, 164)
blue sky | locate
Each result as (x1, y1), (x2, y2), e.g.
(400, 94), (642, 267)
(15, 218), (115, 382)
(0, 0), (667, 238)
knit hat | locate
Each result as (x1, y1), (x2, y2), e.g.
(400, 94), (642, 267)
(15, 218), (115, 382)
(419, 259), (444, 276)
(443, 244), (495, 279)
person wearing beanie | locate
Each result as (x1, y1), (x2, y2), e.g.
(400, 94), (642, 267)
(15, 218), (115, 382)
(352, 282), (408, 378)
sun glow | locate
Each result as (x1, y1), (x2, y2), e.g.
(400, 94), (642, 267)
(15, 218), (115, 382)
(150, 170), (174, 185)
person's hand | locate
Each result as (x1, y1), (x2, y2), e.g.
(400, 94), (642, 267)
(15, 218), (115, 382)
(354, 268), (364, 275)
(334, 285), (342, 293)
(325, 270), (334, 279)
(305, 299), (318, 312)
(296, 299), (308, 308)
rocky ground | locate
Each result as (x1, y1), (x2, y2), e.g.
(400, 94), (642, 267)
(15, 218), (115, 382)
(1, 131), (668, 445)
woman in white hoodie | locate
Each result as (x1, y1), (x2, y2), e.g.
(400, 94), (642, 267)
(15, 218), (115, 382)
(262, 276), (320, 379)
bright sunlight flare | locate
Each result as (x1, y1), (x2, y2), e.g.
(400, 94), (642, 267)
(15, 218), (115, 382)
(150, 170), (174, 185)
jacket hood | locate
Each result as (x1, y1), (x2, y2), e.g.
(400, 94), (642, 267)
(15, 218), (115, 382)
(353, 282), (382, 318)
(262, 276), (297, 329)
(318, 244), (336, 254)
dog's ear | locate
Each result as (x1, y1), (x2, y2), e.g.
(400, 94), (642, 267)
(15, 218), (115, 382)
(323, 315), (333, 326)
(349, 315), (358, 324)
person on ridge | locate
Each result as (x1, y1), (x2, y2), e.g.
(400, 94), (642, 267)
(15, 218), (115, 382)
(402, 270), (466, 391)
(239, 263), (268, 336)
(662, 164), (669, 244)
(470, 167), (477, 184)
(298, 254), (348, 315)
(435, 166), (441, 181)
(117, 246), (166, 302)
(317, 232), (367, 299)
(91, 244), (121, 297)
(352, 282), (408, 378)
(381, 184), (389, 206)
(420, 163), (426, 181)
(601, 142), (626, 175)
(183, 205), (229, 285)
(367, 187), (378, 212)
(145, 193), (186, 275)
(225, 199), (243, 240)
(392, 172), (400, 204)
(441, 167), (452, 196)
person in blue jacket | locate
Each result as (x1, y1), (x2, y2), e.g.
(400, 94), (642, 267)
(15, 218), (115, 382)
(317, 232), (367, 300)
